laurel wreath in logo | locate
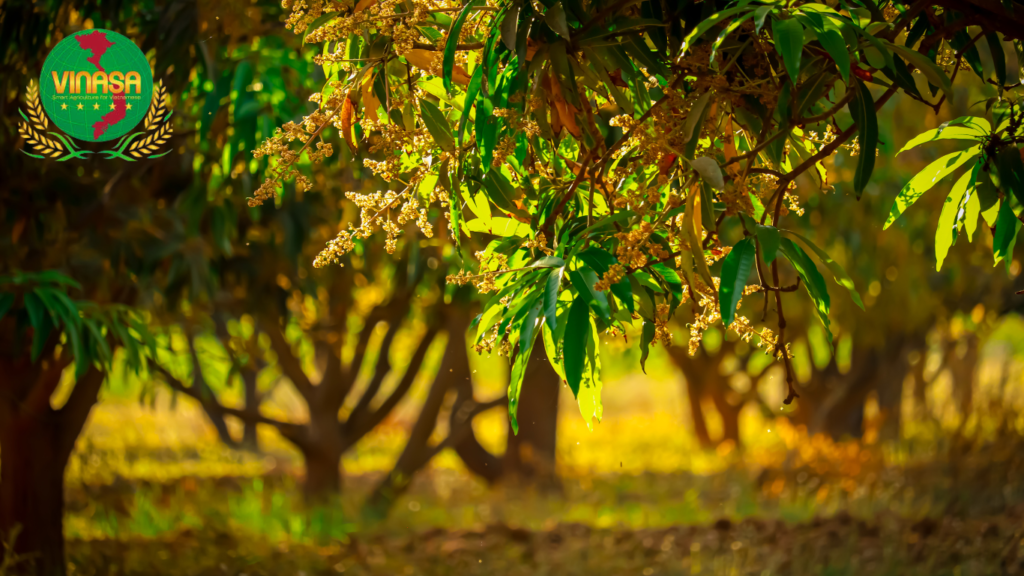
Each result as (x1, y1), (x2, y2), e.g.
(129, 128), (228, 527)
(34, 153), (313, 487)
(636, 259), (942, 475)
(18, 80), (173, 161)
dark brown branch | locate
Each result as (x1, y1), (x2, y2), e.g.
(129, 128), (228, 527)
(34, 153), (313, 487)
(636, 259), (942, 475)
(346, 314), (407, 422)
(546, 147), (596, 235)
(187, 335), (238, 447)
(317, 335), (352, 413)
(761, 84), (900, 225)
(57, 365), (106, 463)
(798, 88), (858, 125)
(149, 360), (307, 442)
(421, 396), (506, 461)
(348, 324), (441, 439)
(723, 129), (790, 168)
(262, 317), (316, 401)
(346, 298), (409, 393)
(756, 278), (801, 292)
(770, 259), (799, 405)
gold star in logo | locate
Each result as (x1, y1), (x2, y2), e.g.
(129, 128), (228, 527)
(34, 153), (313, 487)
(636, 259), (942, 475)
(126, 103), (132, 111)
(77, 103), (84, 110)
(93, 103), (100, 110)
(109, 102), (116, 110)
(61, 103), (68, 110)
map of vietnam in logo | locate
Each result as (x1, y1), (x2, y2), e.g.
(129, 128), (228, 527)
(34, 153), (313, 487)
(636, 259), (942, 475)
(39, 29), (153, 142)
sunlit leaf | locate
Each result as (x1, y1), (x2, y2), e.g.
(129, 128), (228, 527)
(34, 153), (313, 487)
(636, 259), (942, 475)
(885, 146), (981, 229)
(935, 169), (973, 271)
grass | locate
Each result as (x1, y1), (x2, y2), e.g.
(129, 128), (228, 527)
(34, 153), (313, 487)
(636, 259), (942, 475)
(53, 319), (1024, 574)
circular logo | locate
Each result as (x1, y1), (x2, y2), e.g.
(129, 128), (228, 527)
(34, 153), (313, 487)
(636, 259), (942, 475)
(39, 29), (153, 143)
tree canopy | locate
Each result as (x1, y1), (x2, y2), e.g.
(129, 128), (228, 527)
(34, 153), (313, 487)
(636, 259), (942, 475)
(249, 0), (1024, 431)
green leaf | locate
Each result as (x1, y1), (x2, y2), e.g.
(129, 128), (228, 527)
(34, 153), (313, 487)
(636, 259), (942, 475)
(680, 6), (755, 56)
(82, 317), (112, 365)
(779, 238), (833, 352)
(884, 146), (981, 229)
(993, 200), (1021, 267)
(563, 295), (589, 397)
(963, 164), (982, 242)
(531, 256), (566, 268)
(710, 11), (757, 63)
(849, 81), (878, 197)
(419, 99), (457, 152)
(577, 247), (634, 312)
(651, 262), (683, 308)
(544, 2), (571, 40)
(576, 315), (603, 430)
(898, 117), (990, 154)
(482, 168), (528, 218)
(501, 1), (521, 51)
(444, 0), (484, 94)
(508, 300), (541, 434)
(33, 270), (82, 290)
(815, 27), (850, 85)
(465, 216), (531, 237)
(0, 293), (13, 321)
(682, 91), (712, 147)
(719, 237), (756, 327)
(459, 65), (484, 146)
(24, 291), (53, 362)
(780, 230), (864, 310)
(569, 267), (611, 321)
(639, 320), (656, 374)
(997, 146), (1024, 207)
(688, 157), (725, 190)
(700, 183), (717, 233)
(935, 169), (973, 271)
(772, 17), (805, 85)
(985, 33), (1007, 86)
(582, 46), (634, 115)
(754, 6), (773, 34)
(757, 226), (781, 264)
(24, 289), (45, 330)
(543, 267), (563, 332)
(888, 42), (954, 101)
(542, 319), (566, 382)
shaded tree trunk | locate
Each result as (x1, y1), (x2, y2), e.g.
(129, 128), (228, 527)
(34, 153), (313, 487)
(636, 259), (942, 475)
(502, 346), (560, 488)
(363, 307), (554, 520)
(684, 376), (715, 449)
(707, 383), (742, 447)
(795, 337), (921, 442)
(299, 407), (347, 503)
(0, 416), (66, 576)
(239, 367), (261, 451)
(0, 361), (104, 576)
(363, 308), (493, 519)
(667, 341), (742, 449)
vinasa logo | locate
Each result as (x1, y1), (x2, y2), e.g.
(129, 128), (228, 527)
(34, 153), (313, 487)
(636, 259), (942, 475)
(18, 29), (173, 161)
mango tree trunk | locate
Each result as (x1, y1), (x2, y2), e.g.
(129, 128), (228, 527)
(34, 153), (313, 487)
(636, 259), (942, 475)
(0, 362), (104, 576)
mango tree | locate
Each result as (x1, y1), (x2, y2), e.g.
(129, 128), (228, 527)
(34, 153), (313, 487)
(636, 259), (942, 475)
(250, 0), (1024, 431)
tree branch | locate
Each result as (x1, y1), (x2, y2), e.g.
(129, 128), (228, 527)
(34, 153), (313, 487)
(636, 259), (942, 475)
(149, 360), (308, 444)
(22, 354), (72, 419)
(56, 365), (105, 464)
(262, 317), (316, 402)
(348, 324), (441, 439)
(346, 313), (406, 423)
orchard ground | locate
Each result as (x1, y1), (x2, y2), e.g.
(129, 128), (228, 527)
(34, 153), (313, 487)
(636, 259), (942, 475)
(56, 316), (1024, 575)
